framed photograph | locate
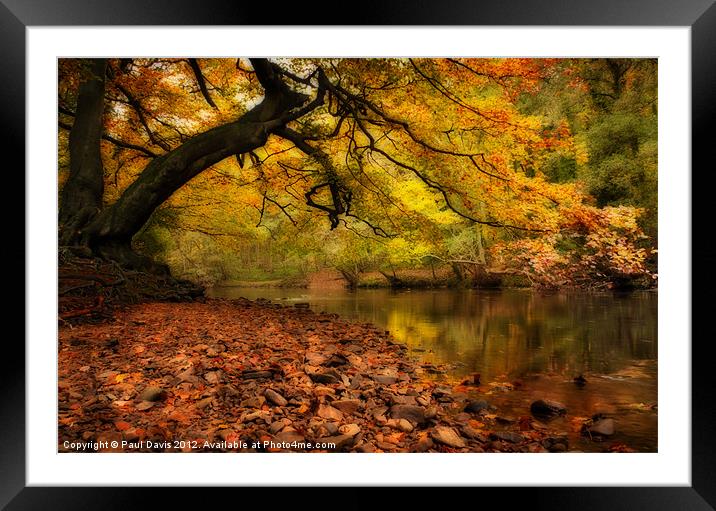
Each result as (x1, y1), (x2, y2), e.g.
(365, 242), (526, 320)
(10, 0), (715, 507)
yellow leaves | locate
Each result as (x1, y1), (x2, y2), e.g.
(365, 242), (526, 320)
(574, 139), (590, 166)
(114, 373), (131, 383)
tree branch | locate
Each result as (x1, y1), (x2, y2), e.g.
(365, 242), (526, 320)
(187, 58), (218, 109)
(59, 120), (157, 158)
(115, 82), (171, 151)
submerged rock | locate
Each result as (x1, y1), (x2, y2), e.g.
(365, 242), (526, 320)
(464, 400), (490, 414)
(530, 399), (567, 419)
(585, 418), (616, 437)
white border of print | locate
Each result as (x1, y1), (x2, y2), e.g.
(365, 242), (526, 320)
(27, 26), (689, 486)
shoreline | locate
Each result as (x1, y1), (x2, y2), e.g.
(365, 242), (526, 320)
(58, 297), (636, 453)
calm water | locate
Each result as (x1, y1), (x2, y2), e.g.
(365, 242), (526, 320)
(208, 286), (658, 451)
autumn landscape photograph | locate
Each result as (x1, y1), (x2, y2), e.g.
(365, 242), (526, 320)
(58, 57), (658, 454)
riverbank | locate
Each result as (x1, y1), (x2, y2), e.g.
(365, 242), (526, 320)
(58, 297), (607, 453)
(213, 266), (655, 292)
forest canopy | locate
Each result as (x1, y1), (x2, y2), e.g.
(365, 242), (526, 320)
(58, 57), (657, 289)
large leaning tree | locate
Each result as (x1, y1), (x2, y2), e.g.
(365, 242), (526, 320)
(58, 58), (652, 284)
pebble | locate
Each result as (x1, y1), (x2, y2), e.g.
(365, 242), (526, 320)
(138, 386), (166, 402)
(323, 434), (355, 451)
(241, 370), (274, 380)
(490, 431), (524, 443)
(338, 424), (361, 437)
(332, 399), (362, 414)
(309, 371), (341, 384)
(461, 425), (488, 442)
(373, 375), (398, 385)
(386, 418), (414, 433)
(264, 388), (288, 407)
(413, 437), (434, 452)
(195, 397), (213, 409)
(275, 430), (304, 445)
(317, 404), (343, 421)
(390, 404), (426, 425)
(431, 426), (466, 449)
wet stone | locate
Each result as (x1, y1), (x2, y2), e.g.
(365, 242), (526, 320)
(586, 418), (616, 437)
(530, 399), (567, 419)
(464, 400), (490, 414)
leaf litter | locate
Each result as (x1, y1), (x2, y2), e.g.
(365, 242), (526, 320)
(59, 298), (598, 453)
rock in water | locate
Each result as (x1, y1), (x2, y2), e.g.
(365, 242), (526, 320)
(530, 399), (567, 419)
(464, 400), (490, 414)
(586, 418), (616, 437)
(430, 426), (466, 449)
(264, 388), (288, 407)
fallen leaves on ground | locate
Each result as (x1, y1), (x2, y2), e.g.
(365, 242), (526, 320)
(59, 298), (587, 453)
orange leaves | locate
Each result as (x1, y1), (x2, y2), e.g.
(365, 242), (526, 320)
(491, 199), (653, 287)
(114, 421), (131, 431)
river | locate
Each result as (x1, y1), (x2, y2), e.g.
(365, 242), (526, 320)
(208, 285), (658, 452)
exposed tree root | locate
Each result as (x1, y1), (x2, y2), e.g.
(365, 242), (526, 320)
(59, 249), (204, 324)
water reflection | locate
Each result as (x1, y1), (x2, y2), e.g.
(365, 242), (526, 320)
(209, 287), (657, 381)
(208, 286), (658, 451)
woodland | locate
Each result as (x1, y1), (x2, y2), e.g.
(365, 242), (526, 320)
(58, 58), (658, 454)
(58, 57), (657, 290)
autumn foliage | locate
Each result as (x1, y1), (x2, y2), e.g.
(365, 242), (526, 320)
(58, 57), (657, 288)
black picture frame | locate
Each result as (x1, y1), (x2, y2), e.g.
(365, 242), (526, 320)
(8, 0), (715, 508)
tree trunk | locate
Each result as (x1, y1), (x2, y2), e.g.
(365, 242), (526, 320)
(58, 59), (107, 246)
(60, 58), (313, 271)
(82, 119), (274, 268)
